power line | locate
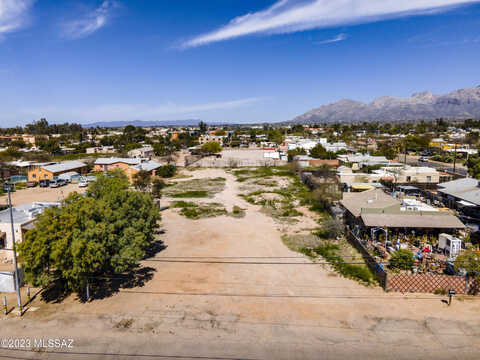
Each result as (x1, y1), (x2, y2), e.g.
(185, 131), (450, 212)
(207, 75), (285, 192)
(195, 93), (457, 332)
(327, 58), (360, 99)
(113, 289), (447, 300)
(0, 348), (257, 360)
(143, 259), (373, 265)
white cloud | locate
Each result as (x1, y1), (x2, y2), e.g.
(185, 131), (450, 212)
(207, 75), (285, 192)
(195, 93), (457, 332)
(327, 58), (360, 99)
(182, 0), (480, 48)
(0, 0), (33, 38)
(315, 33), (348, 45)
(20, 97), (266, 123)
(62, 0), (118, 39)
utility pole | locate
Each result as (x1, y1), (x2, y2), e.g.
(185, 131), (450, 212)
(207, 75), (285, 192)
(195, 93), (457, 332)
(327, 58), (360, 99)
(404, 139), (407, 164)
(7, 185), (22, 315)
(453, 142), (457, 175)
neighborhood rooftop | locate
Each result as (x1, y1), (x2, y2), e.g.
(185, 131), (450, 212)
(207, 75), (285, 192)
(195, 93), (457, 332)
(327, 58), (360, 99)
(438, 178), (480, 206)
(360, 213), (466, 229)
(340, 189), (400, 217)
(41, 160), (86, 173)
(94, 157), (143, 165)
(0, 202), (60, 224)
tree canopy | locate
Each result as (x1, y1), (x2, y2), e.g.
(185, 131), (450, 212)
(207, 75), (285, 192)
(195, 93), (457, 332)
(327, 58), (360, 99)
(201, 141), (222, 154)
(309, 144), (336, 160)
(18, 174), (161, 295)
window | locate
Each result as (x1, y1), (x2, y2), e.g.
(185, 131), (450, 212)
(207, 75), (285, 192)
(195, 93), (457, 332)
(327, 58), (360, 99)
(406, 176), (411, 182)
(426, 176), (431, 183)
(32, 174), (36, 178)
(0, 233), (5, 249)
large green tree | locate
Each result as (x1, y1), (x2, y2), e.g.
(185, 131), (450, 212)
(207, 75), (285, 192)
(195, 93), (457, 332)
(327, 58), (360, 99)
(18, 175), (161, 294)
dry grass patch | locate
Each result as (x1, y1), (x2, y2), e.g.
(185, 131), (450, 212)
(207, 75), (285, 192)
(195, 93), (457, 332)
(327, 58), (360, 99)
(164, 177), (226, 198)
(171, 201), (227, 219)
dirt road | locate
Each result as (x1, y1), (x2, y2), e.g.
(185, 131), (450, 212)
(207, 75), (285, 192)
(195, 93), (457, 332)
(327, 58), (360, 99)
(1, 169), (479, 360)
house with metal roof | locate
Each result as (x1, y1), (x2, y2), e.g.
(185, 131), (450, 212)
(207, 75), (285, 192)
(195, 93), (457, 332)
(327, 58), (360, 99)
(340, 189), (465, 236)
(93, 158), (142, 172)
(0, 202), (60, 261)
(27, 161), (87, 182)
(94, 158), (165, 181)
(437, 178), (480, 207)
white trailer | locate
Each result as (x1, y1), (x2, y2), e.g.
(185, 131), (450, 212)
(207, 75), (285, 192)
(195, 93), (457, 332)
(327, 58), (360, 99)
(438, 233), (462, 258)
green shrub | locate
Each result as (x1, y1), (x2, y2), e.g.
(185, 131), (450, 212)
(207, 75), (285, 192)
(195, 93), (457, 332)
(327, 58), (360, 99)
(156, 165), (176, 178)
(307, 243), (374, 285)
(389, 249), (415, 271)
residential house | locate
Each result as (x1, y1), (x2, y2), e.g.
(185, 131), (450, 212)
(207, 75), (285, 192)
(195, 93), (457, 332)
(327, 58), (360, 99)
(93, 158), (142, 172)
(340, 189), (465, 238)
(0, 202), (60, 261)
(437, 178), (480, 220)
(27, 161), (87, 182)
(374, 166), (440, 187)
(94, 157), (164, 181)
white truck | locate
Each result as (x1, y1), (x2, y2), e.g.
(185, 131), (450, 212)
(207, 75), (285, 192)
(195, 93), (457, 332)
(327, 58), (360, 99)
(438, 233), (462, 259)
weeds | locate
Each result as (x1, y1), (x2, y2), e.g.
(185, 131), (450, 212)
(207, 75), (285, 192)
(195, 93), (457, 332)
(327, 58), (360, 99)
(229, 205), (246, 218)
(171, 190), (208, 198)
(164, 177), (226, 198)
(172, 201), (227, 219)
(306, 243), (375, 285)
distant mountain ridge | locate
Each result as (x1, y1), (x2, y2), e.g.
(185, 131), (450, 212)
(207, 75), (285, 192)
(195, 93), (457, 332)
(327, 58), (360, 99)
(292, 86), (480, 124)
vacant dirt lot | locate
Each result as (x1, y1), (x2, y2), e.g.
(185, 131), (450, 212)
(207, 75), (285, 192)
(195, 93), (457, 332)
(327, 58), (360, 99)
(1, 169), (479, 360)
(2, 183), (86, 207)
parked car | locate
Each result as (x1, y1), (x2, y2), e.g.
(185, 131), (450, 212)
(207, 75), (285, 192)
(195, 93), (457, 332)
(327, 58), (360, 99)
(78, 180), (89, 188)
(57, 179), (67, 187)
(26, 181), (38, 188)
(49, 179), (60, 188)
(39, 179), (50, 187)
(420, 151), (432, 156)
(418, 157), (429, 162)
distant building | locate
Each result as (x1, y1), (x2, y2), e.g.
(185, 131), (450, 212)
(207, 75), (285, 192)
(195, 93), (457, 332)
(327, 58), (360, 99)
(198, 135), (226, 145)
(86, 146), (116, 154)
(128, 145), (155, 158)
(337, 153), (391, 170)
(293, 155), (339, 168)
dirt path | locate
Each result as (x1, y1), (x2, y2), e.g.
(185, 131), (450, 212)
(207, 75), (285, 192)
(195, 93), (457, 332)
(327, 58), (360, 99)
(1, 169), (479, 360)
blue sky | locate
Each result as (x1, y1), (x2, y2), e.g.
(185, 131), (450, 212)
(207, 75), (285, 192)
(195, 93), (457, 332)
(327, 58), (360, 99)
(1, 0), (480, 126)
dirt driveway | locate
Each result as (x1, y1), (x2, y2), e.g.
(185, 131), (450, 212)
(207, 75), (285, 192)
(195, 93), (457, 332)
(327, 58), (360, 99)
(0, 169), (479, 360)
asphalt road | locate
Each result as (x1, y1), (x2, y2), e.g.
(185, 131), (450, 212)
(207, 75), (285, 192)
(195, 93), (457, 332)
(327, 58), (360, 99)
(397, 155), (469, 177)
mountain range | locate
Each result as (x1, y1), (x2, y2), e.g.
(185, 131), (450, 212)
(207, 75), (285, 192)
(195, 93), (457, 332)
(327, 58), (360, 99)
(292, 86), (480, 124)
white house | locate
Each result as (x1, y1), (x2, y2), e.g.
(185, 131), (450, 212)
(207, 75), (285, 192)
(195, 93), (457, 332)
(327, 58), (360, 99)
(0, 202), (60, 261)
